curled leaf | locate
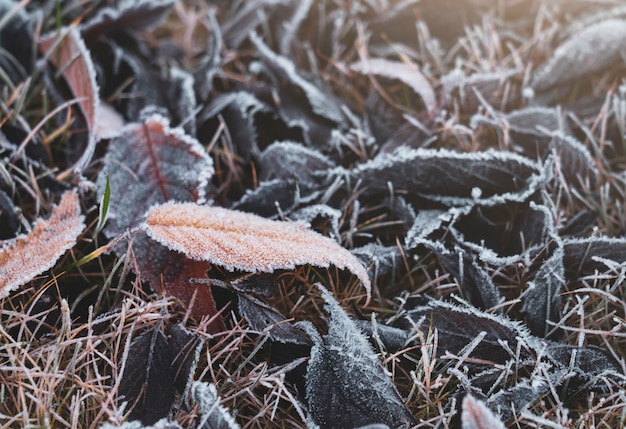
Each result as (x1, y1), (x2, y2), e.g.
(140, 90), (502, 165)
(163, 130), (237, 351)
(142, 202), (371, 299)
(39, 27), (100, 174)
(531, 19), (626, 94)
(0, 191), (84, 297)
(352, 58), (436, 117)
(352, 147), (546, 207)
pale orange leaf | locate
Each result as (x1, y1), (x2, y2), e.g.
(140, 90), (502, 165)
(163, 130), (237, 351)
(142, 202), (371, 299)
(0, 191), (85, 298)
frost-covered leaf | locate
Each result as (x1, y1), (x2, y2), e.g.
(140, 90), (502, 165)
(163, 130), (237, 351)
(258, 141), (335, 182)
(238, 294), (311, 345)
(191, 382), (240, 429)
(302, 285), (415, 428)
(143, 202), (371, 298)
(438, 248), (502, 311)
(352, 58), (436, 117)
(39, 27), (100, 174)
(0, 191), (84, 298)
(506, 107), (570, 146)
(521, 203), (565, 339)
(97, 114), (213, 237)
(96, 102), (126, 140)
(563, 237), (626, 276)
(549, 132), (598, 188)
(401, 300), (533, 368)
(80, 0), (175, 42)
(531, 19), (626, 93)
(233, 178), (321, 217)
(522, 244), (565, 339)
(249, 32), (345, 125)
(289, 204), (342, 243)
(461, 394), (506, 429)
(398, 299), (624, 417)
(119, 324), (201, 425)
(198, 91), (268, 161)
(351, 147), (546, 207)
(545, 343), (624, 393)
(222, 0), (287, 49)
(97, 114), (218, 322)
(194, 11), (222, 102)
(352, 243), (405, 286)
(353, 319), (410, 353)
(222, 0), (313, 55)
(364, 91), (405, 147)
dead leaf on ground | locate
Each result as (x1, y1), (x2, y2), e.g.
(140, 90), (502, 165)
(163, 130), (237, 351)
(352, 57), (437, 117)
(142, 202), (371, 300)
(0, 191), (84, 298)
(39, 28), (100, 175)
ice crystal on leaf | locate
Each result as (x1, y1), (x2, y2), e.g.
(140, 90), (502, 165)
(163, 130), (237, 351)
(142, 202), (371, 300)
(301, 285), (415, 428)
(0, 191), (84, 297)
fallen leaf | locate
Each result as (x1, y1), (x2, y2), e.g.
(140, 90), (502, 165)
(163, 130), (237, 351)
(301, 285), (415, 428)
(119, 323), (201, 425)
(142, 202), (371, 299)
(531, 19), (626, 93)
(39, 27), (100, 174)
(191, 382), (240, 429)
(80, 0), (175, 42)
(0, 191), (84, 297)
(352, 147), (546, 207)
(97, 114), (218, 323)
(352, 58), (436, 117)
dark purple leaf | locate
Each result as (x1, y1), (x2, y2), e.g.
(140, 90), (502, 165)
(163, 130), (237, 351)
(258, 141), (334, 182)
(119, 323), (202, 425)
(438, 248), (503, 311)
(233, 178), (322, 217)
(563, 237), (626, 276)
(249, 31), (344, 123)
(238, 294), (312, 345)
(194, 11), (222, 102)
(302, 286), (416, 429)
(351, 148), (546, 207)
(352, 58), (436, 117)
(522, 244), (564, 339)
(80, 0), (175, 43)
(442, 69), (519, 114)
(198, 91), (268, 161)
(97, 114), (220, 325)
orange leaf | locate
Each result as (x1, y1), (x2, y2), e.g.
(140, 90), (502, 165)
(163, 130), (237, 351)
(0, 191), (85, 298)
(143, 202), (371, 299)
(39, 28), (100, 174)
